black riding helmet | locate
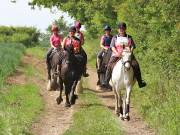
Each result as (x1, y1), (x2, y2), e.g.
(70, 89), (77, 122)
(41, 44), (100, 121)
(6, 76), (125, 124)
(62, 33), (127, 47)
(104, 25), (111, 31)
(69, 26), (76, 32)
(118, 22), (126, 29)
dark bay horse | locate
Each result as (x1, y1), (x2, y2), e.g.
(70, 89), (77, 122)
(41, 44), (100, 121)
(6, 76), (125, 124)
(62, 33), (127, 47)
(96, 48), (112, 89)
(51, 45), (84, 107)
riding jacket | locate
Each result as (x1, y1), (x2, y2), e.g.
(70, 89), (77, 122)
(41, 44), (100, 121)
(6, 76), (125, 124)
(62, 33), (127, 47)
(100, 34), (113, 48)
(50, 34), (62, 49)
(63, 36), (81, 53)
(110, 34), (136, 57)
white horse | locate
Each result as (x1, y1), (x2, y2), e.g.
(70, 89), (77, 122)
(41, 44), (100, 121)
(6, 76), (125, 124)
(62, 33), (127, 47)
(111, 49), (136, 121)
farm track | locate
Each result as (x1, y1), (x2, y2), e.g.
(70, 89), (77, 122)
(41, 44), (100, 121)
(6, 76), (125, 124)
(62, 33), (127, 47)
(8, 53), (155, 135)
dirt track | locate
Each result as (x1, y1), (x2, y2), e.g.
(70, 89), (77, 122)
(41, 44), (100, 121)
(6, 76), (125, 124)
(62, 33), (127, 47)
(8, 53), (155, 135)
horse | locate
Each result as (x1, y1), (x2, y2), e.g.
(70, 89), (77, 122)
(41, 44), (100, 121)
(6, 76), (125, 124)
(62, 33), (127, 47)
(47, 47), (64, 91)
(96, 48), (112, 90)
(111, 48), (136, 121)
(55, 45), (84, 107)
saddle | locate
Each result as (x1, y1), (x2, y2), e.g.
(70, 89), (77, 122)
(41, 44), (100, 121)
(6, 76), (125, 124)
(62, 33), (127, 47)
(50, 48), (64, 59)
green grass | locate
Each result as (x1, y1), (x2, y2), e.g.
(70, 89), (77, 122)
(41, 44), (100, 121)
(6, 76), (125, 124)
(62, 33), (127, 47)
(0, 43), (25, 88)
(26, 46), (47, 59)
(131, 73), (180, 135)
(0, 84), (43, 135)
(64, 90), (122, 135)
(0, 43), (44, 135)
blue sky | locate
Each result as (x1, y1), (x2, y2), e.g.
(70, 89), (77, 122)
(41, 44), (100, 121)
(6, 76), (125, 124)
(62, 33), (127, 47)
(0, 0), (74, 32)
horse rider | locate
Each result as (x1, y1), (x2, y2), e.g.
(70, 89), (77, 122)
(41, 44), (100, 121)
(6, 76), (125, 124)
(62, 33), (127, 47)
(97, 25), (113, 72)
(62, 26), (86, 72)
(74, 20), (89, 77)
(46, 24), (62, 80)
(102, 22), (146, 89)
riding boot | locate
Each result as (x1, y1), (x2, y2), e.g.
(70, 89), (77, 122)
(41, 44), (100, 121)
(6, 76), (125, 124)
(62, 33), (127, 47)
(102, 67), (112, 89)
(102, 56), (118, 89)
(132, 56), (146, 88)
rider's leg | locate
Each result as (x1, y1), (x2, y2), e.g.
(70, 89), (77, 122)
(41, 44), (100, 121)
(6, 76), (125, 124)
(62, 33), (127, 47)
(46, 48), (53, 80)
(81, 48), (89, 77)
(131, 55), (146, 88)
(97, 49), (104, 72)
(103, 56), (119, 88)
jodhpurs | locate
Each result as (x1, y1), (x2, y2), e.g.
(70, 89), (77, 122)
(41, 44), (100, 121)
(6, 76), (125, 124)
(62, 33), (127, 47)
(131, 55), (143, 84)
(104, 56), (119, 84)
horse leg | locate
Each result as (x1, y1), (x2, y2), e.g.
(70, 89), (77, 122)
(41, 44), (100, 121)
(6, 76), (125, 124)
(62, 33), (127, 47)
(70, 81), (78, 105)
(113, 85), (120, 116)
(124, 86), (132, 121)
(64, 84), (71, 107)
(117, 90), (123, 120)
(56, 78), (63, 104)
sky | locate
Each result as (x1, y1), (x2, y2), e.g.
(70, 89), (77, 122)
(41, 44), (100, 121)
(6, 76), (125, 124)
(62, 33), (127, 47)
(0, 0), (74, 32)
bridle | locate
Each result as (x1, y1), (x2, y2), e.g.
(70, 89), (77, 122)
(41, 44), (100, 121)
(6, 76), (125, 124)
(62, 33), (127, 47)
(121, 51), (132, 71)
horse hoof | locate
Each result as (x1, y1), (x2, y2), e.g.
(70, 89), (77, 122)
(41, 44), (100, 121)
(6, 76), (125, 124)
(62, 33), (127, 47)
(56, 97), (63, 105)
(124, 116), (130, 121)
(65, 103), (71, 107)
(119, 114), (124, 120)
(96, 85), (101, 90)
(70, 95), (78, 105)
(120, 117), (124, 121)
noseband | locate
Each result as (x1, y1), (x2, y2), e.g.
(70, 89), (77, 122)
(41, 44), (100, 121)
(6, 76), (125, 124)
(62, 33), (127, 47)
(122, 60), (132, 71)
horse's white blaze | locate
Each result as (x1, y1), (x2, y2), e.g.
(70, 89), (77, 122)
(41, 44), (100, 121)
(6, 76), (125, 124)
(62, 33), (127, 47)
(111, 51), (136, 120)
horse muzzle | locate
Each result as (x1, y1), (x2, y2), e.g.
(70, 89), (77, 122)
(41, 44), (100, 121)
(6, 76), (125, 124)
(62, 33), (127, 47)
(124, 61), (131, 71)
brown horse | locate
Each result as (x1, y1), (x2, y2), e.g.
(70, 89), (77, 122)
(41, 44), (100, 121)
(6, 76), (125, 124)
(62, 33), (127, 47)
(96, 48), (112, 89)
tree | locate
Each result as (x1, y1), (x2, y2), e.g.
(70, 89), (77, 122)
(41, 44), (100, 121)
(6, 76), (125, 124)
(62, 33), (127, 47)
(30, 0), (117, 38)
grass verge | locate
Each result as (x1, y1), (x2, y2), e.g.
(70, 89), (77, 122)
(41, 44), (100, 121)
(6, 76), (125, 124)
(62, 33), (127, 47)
(64, 89), (122, 135)
(0, 84), (43, 135)
(0, 44), (44, 135)
(0, 43), (25, 88)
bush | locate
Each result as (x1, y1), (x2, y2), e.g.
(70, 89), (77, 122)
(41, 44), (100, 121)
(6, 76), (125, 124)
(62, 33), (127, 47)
(0, 26), (40, 47)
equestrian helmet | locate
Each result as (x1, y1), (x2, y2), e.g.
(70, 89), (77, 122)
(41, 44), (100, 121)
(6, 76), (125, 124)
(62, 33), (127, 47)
(75, 21), (81, 28)
(104, 25), (111, 31)
(69, 26), (76, 32)
(118, 22), (126, 29)
(51, 24), (58, 31)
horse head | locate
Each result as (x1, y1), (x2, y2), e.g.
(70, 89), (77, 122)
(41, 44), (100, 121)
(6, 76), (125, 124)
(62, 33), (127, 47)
(64, 45), (75, 65)
(122, 48), (132, 71)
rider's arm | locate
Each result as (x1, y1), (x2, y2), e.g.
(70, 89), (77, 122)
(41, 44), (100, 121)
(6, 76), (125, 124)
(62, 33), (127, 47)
(50, 36), (56, 49)
(110, 37), (119, 54)
(61, 38), (67, 50)
(100, 36), (108, 50)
